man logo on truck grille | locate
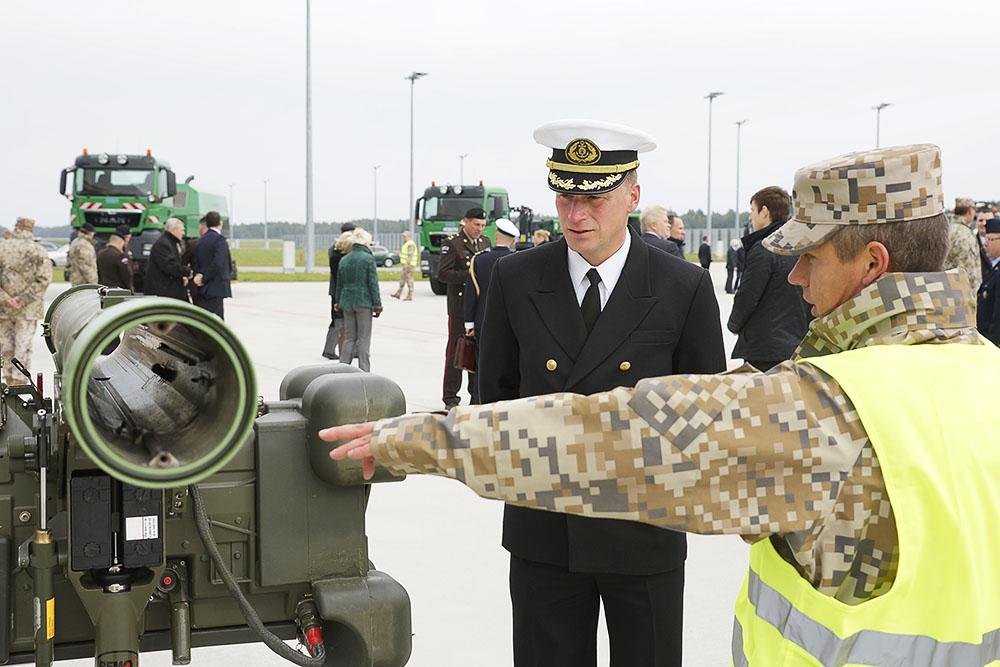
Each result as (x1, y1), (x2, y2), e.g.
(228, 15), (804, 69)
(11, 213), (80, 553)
(566, 138), (601, 165)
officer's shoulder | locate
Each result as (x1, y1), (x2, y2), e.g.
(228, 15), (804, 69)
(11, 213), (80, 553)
(646, 243), (708, 285)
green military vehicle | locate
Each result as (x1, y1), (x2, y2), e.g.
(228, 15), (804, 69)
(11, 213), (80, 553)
(59, 152), (228, 292)
(416, 183), (508, 295)
(415, 184), (565, 294)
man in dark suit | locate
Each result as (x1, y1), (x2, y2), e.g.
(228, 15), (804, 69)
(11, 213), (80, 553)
(438, 207), (491, 408)
(144, 218), (193, 300)
(193, 211), (232, 319)
(639, 205), (684, 258)
(479, 120), (726, 667)
(463, 218), (518, 403)
(698, 235), (712, 269)
(977, 218), (1000, 345)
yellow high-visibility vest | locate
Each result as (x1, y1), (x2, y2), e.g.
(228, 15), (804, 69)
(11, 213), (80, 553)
(400, 239), (418, 267)
(733, 343), (1000, 666)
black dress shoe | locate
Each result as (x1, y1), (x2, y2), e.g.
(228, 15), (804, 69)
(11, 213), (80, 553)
(322, 352), (339, 360)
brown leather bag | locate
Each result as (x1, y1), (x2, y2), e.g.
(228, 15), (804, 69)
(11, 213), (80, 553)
(453, 333), (476, 371)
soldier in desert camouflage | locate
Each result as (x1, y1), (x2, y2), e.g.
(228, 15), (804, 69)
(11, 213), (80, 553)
(324, 144), (1000, 665)
(68, 222), (98, 286)
(0, 217), (53, 384)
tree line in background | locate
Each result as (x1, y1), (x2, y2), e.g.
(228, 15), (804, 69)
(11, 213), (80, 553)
(34, 210), (750, 239)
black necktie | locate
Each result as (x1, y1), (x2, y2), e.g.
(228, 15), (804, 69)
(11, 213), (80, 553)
(581, 268), (601, 334)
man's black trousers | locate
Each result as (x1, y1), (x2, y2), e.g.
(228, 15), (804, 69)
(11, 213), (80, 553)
(510, 555), (684, 667)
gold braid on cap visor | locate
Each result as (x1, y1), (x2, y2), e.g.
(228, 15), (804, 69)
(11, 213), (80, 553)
(545, 159), (640, 174)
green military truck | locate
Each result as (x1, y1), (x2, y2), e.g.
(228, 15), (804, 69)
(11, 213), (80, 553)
(415, 184), (564, 294)
(416, 183), (508, 295)
(59, 151), (228, 292)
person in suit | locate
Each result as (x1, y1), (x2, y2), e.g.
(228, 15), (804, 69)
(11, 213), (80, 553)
(698, 235), (712, 269)
(478, 119), (726, 667)
(667, 213), (686, 256)
(463, 218), (518, 403)
(144, 218), (193, 300)
(438, 207), (491, 408)
(977, 218), (1000, 345)
(193, 211), (232, 319)
(639, 205), (684, 259)
(725, 239), (740, 293)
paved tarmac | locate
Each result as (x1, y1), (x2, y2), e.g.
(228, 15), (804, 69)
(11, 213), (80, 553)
(39, 262), (750, 666)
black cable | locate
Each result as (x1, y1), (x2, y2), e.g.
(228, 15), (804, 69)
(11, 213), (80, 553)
(190, 484), (326, 666)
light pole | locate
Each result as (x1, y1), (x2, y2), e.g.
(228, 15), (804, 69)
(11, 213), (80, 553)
(304, 0), (315, 271)
(458, 153), (468, 183)
(873, 102), (891, 148)
(705, 91), (724, 243)
(373, 165), (381, 240)
(735, 119), (747, 232)
(405, 71), (428, 238)
(228, 183), (236, 240)
(262, 179), (269, 246)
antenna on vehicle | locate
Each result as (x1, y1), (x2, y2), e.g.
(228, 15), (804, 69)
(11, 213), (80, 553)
(185, 176), (195, 184)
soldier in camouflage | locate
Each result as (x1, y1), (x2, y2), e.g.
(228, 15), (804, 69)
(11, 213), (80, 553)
(68, 222), (98, 286)
(943, 198), (982, 293)
(0, 217), (53, 385)
(325, 144), (1000, 665)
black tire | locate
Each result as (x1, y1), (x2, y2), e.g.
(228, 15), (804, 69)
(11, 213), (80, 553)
(429, 277), (447, 295)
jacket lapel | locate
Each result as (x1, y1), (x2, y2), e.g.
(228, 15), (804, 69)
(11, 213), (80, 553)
(564, 231), (658, 389)
(527, 240), (588, 360)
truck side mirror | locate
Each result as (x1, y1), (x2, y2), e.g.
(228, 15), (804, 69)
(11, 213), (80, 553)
(60, 168), (74, 198)
(165, 170), (177, 197)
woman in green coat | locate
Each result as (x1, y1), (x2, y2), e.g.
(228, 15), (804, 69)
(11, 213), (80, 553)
(334, 228), (383, 371)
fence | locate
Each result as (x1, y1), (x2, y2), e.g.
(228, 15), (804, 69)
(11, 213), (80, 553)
(283, 233), (406, 251)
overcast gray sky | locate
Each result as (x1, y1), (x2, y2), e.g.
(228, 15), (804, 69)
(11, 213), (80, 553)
(2, 0), (997, 230)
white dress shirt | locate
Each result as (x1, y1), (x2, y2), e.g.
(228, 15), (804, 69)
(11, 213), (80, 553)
(566, 231), (631, 309)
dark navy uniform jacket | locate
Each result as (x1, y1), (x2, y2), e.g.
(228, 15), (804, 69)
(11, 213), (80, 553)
(464, 245), (512, 332)
(978, 261), (1000, 345)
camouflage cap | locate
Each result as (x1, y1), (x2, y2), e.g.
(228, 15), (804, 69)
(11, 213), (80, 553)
(763, 144), (944, 255)
(15, 217), (35, 232)
(955, 198), (976, 209)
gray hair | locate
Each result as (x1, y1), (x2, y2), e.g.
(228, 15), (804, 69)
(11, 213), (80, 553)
(165, 218), (184, 233)
(639, 205), (669, 233)
(350, 227), (372, 246)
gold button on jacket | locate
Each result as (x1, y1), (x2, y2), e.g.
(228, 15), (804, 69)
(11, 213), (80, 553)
(619, 361), (631, 371)
(546, 359), (557, 371)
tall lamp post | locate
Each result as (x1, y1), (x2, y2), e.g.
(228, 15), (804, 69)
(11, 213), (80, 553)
(873, 102), (891, 148)
(304, 0), (315, 272)
(373, 165), (381, 240)
(705, 91), (724, 243)
(458, 153), (468, 184)
(734, 119), (747, 233)
(228, 183), (236, 241)
(262, 179), (269, 246)
(405, 71), (427, 238)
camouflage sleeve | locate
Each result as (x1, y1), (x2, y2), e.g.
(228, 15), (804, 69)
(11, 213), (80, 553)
(370, 362), (869, 537)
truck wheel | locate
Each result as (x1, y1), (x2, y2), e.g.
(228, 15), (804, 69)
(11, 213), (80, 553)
(429, 278), (447, 295)
(383, 258), (394, 268)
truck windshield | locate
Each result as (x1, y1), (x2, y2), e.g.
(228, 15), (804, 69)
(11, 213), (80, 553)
(423, 196), (483, 221)
(76, 168), (155, 197)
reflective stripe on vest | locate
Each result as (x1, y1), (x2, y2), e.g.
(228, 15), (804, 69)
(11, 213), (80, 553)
(733, 568), (1000, 666)
(732, 343), (1000, 666)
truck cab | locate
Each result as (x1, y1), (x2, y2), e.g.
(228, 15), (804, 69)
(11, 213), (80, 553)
(60, 152), (177, 292)
(416, 184), (508, 295)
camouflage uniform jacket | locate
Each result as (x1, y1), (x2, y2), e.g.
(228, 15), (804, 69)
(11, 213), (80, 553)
(0, 230), (53, 320)
(68, 235), (98, 286)
(370, 270), (980, 606)
(944, 220), (982, 294)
